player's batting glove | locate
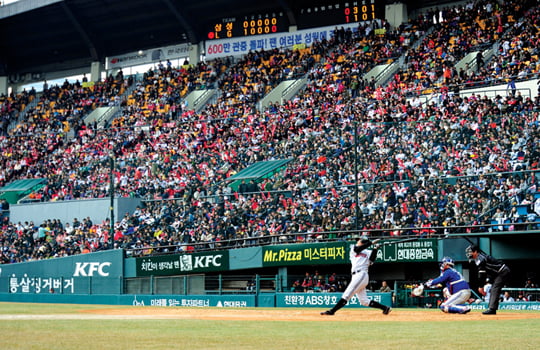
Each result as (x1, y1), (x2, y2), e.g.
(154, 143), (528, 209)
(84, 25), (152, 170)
(371, 239), (381, 247)
(425, 280), (432, 288)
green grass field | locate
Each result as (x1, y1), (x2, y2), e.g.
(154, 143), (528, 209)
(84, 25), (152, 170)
(1, 303), (539, 350)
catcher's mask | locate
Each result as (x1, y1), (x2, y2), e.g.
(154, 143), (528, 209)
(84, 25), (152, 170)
(440, 256), (454, 270)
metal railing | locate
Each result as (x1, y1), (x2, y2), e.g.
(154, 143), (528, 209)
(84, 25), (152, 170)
(125, 221), (540, 258)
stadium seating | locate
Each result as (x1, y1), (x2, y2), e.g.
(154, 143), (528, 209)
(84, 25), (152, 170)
(1, 0), (540, 263)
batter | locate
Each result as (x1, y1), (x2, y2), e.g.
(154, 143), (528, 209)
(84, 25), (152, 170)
(321, 237), (391, 315)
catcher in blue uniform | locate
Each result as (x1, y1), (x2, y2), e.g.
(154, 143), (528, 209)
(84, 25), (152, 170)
(424, 257), (471, 314)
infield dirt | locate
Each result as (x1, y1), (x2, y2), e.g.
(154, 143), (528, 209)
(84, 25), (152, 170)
(1, 307), (538, 321)
(76, 307), (540, 322)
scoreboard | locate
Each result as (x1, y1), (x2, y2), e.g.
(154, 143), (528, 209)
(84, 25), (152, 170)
(205, 1), (384, 40)
(295, 1), (384, 29)
(206, 10), (289, 40)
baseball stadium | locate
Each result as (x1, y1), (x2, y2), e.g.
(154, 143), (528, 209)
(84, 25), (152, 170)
(1, 0), (540, 349)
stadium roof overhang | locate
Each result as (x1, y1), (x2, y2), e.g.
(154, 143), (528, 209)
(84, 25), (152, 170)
(227, 159), (293, 182)
(0, 0), (452, 77)
(226, 159), (293, 192)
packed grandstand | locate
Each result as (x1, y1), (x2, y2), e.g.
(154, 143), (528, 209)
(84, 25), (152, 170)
(0, 0), (539, 269)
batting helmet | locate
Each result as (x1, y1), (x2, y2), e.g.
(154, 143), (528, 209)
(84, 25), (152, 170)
(440, 256), (454, 270)
(358, 235), (370, 244)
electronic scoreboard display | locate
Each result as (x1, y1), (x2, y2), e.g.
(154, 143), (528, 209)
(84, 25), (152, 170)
(206, 10), (289, 40)
(205, 1), (385, 40)
(296, 1), (384, 29)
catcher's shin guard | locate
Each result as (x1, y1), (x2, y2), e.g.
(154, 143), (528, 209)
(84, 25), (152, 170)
(441, 305), (471, 314)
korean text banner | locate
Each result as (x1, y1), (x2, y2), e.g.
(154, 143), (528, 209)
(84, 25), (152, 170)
(377, 238), (438, 262)
(204, 23), (359, 60)
(136, 250), (229, 276)
(262, 242), (348, 267)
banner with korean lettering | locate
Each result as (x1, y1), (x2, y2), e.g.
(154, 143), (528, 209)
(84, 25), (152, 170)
(277, 292), (392, 308)
(136, 251), (230, 276)
(262, 242), (348, 267)
(204, 23), (359, 60)
(0, 250), (123, 294)
(377, 239), (438, 262)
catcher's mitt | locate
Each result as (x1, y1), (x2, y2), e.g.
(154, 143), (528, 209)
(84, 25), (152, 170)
(411, 284), (424, 297)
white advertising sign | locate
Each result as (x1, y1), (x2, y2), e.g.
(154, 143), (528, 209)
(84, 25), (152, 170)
(106, 43), (192, 70)
(204, 23), (360, 60)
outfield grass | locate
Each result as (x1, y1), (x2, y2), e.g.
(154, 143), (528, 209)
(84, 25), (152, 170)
(1, 304), (539, 350)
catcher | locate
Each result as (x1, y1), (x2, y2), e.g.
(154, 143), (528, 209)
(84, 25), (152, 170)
(320, 236), (391, 316)
(423, 257), (471, 314)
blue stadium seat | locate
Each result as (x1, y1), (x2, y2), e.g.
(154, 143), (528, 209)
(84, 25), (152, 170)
(516, 205), (529, 216)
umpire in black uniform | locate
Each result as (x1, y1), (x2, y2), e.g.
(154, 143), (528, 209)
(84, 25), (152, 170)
(466, 245), (511, 315)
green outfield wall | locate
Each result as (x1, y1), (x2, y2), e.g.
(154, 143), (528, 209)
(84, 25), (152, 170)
(276, 292), (392, 308)
(470, 302), (540, 311)
(135, 250), (230, 276)
(0, 238), (539, 310)
(0, 291), (391, 309)
(0, 250), (124, 294)
(0, 292), (259, 307)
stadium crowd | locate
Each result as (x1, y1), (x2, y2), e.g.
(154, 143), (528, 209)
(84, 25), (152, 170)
(1, 0), (540, 264)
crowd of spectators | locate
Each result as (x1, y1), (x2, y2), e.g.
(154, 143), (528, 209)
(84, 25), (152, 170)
(11, 72), (132, 138)
(290, 270), (349, 293)
(118, 57), (228, 124)
(389, 0), (512, 97)
(215, 44), (323, 108)
(444, 2), (540, 91)
(0, 88), (36, 136)
(1, 0), (540, 265)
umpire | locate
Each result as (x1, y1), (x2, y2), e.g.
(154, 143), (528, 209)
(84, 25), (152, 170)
(466, 245), (511, 315)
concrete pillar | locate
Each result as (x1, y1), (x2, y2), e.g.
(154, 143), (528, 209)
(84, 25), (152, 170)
(189, 43), (200, 65)
(90, 61), (102, 82)
(278, 267), (288, 291)
(0, 76), (7, 96)
(385, 2), (408, 29)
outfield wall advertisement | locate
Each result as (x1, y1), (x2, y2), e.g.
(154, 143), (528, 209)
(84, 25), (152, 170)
(470, 302), (540, 311)
(263, 242), (348, 267)
(0, 250), (123, 295)
(262, 239), (438, 267)
(0, 293), (258, 307)
(377, 239), (437, 262)
(276, 292), (392, 308)
(135, 251), (230, 276)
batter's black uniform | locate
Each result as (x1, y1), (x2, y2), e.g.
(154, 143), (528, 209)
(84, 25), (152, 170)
(471, 251), (511, 313)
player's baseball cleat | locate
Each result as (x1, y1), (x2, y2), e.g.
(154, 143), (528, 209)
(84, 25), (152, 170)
(383, 307), (391, 315)
(320, 310), (335, 316)
(461, 308), (471, 314)
(482, 309), (496, 315)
